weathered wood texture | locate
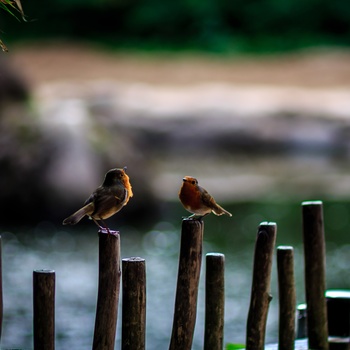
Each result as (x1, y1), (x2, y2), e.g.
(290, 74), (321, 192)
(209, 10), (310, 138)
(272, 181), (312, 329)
(204, 252), (225, 350)
(33, 269), (56, 350)
(122, 257), (146, 350)
(169, 219), (204, 350)
(302, 201), (329, 350)
(277, 246), (296, 350)
(92, 232), (121, 350)
(246, 222), (277, 350)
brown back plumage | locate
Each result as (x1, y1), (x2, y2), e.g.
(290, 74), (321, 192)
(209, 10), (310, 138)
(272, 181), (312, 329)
(179, 176), (232, 218)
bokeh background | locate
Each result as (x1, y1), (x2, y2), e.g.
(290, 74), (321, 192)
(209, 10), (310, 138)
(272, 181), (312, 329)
(0, 1), (350, 349)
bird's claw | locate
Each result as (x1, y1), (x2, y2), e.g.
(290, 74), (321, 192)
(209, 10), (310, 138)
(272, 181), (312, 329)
(98, 227), (119, 236)
(182, 215), (203, 221)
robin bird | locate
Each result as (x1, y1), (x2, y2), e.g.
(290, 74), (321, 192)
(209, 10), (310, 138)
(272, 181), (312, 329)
(179, 176), (232, 220)
(63, 167), (133, 233)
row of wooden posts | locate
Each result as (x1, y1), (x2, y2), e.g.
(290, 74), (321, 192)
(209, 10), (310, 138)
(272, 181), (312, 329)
(0, 201), (343, 349)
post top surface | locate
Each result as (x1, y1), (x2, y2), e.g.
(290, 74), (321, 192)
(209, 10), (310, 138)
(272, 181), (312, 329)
(302, 200), (323, 206)
(33, 269), (55, 274)
(259, 221), (277, 226)
(277, 245), (294, 250)
(206, 252), (225, 258)
(326, 289), (350, 299)
(122, 257), (145, 262)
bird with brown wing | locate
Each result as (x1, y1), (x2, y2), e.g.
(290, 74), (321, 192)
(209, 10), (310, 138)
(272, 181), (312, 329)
(179, 176), (232, 220)
(63, 167), (133, 234)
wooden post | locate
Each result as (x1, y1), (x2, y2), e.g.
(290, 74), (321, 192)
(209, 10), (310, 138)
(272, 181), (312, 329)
(277, 246), (296, 350)
(326, 290), (350, 337)
(122, 257), (146, 350)
(92, 232), (121, 350)
(246, 222), (277, 350)
(169, 219), (204, 350)
(302, 201), (329, 350)
(33, 269), (55, 350)
(0, 236), (3, 342)
(296, 304), (307, 339)
(204, 253), (225, 350)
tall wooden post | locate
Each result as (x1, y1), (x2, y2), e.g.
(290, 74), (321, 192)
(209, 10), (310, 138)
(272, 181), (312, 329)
(204, 253), (225, 350)
(92, 232), (121, 350)
(169, 219), (204, 350)
(33, 269), (56, 350)
(246, 222), (277, 350)
(302, 201), (329, 350)
(122, 257), (146, 350)
(277, 246), (296, 350)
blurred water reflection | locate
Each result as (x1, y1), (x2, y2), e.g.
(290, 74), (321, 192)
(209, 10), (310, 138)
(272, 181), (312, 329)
(1, 200), (349, 349)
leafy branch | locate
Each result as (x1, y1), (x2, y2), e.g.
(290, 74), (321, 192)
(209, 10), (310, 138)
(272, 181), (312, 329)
(0, 0), (25, 52)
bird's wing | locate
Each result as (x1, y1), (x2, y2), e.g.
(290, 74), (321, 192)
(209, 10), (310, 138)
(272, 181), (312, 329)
(84, 192), (96, 206)
(112, 186), (128, 204)
(199, 186), (215, 208)
(199, 185), (231, 216)
(93, 186), (127, 210)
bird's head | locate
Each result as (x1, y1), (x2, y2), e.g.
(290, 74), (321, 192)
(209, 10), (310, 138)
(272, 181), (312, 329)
(103, 167), (132, 196)
(182, 176), (198, 186)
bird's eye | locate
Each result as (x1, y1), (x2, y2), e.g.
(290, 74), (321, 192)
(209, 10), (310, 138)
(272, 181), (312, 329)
(191, 180), (196, 185)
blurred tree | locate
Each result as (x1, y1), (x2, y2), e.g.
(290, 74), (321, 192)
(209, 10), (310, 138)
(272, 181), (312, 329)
(1, 0), (350, 52)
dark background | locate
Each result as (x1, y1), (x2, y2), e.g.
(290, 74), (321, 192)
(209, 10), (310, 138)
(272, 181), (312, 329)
(1, 0), (350, 52)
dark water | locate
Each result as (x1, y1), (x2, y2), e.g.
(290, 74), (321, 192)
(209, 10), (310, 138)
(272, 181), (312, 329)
(1, 200), (349, 350)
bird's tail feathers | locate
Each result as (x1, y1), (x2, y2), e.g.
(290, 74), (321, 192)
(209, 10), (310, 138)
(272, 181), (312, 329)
(62, 203), (94, 225)
(212, 205), (232, 217)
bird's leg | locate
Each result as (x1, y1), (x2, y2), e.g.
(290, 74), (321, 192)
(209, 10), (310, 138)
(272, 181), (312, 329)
(193, 213), (209, 221)
(182, 213), (195, 220)
(92, 218), (111, 235)
(100, 220), (111, 235)
(99, 219), (120, 236)
(92, 218), (105, 230)
(182, 213), (208, 221)
(91, 218), (118, 236)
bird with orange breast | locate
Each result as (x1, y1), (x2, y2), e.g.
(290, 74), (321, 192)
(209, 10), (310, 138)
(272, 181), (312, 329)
(179, 176), (232, 220)
(63, 167), (133, 234)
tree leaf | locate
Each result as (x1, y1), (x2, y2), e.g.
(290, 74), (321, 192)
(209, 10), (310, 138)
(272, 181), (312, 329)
(0, 39), (9, 52)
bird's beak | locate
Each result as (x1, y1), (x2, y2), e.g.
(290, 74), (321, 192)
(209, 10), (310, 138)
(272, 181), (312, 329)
(182, 178), (186, 182)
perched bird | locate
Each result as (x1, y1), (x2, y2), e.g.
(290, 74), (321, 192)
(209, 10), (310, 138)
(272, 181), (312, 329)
(63, 167), (133, 233)
(179, 176), (232, 219)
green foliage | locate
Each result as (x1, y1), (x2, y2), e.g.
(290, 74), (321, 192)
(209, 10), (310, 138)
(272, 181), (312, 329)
(0, 1), (17, 19)
(0, 0), (25, 21)
(0, 0), (25, 51)
(226, 344), (245, 350)
(1, 0), (350, 52)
